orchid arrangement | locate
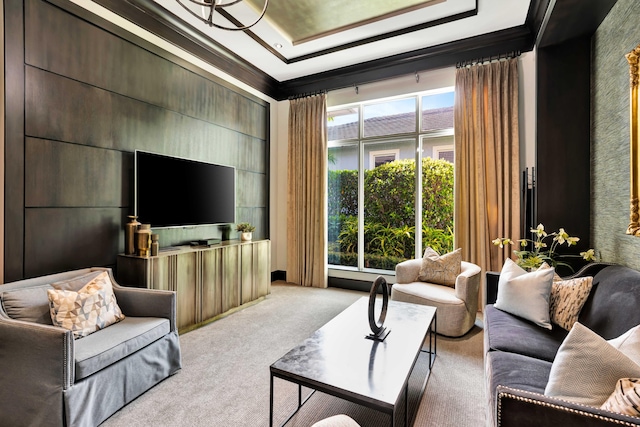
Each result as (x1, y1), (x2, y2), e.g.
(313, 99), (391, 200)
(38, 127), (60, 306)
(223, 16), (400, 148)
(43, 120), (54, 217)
(492, 223), (596, 271)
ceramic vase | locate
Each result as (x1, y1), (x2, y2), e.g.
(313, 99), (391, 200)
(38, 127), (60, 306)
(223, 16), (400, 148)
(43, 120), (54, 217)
(125, 215), (140, 255)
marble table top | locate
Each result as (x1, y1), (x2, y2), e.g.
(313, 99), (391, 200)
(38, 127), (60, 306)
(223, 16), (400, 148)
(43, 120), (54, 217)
(270, 296), (436, 409)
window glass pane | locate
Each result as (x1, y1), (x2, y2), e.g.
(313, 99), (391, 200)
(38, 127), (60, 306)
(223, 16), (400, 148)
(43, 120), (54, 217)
(328, 145), (358, 267)
(421, 135), (455, 254)
(421, 91), (454, 132)
(363, 98), (415, 138)
(363, 140), (416, 270)
(328, 107), (359, 141)
(423, 135), (455, 163)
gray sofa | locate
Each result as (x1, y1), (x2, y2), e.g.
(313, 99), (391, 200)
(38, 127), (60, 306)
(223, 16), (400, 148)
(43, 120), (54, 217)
(484, 263), (640, 427)
(0, 267), (182, 427)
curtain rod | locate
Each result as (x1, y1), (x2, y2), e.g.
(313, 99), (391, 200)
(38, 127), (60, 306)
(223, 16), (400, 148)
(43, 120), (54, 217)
(456, 51), (521, 69)
(288, 90), (327, 101)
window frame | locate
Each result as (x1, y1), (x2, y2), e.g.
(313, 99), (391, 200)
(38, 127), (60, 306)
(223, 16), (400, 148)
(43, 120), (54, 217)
(327, 88), (455, 277)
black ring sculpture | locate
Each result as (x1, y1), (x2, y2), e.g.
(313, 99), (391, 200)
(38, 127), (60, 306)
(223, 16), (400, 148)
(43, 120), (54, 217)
(366, 276), (391, 341)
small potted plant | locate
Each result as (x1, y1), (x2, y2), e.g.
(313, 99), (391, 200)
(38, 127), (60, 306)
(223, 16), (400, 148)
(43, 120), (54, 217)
(236, 222), (256, 241)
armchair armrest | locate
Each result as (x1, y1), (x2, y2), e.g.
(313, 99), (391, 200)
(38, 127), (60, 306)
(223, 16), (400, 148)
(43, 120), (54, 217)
(395, 258), (422, 284)
(0, 317), (74, 422)
(454, 261), (481, 306)
(496, 386), (640, 427)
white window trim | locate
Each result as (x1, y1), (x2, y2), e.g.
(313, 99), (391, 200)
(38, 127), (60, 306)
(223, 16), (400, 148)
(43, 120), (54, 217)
(369, 149), (400, 169)
(432, 144), (454, 161)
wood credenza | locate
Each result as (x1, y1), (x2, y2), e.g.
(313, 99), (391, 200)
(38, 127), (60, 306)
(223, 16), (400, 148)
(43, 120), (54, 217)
(116, 239), (271, 332)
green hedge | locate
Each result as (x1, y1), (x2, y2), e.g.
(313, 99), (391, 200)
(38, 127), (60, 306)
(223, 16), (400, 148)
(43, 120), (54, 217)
(335, 216), (454, 259)
(328, 158), (454, 229)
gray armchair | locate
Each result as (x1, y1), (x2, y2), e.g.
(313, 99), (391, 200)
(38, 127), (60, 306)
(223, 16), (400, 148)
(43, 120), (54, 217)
(391, 259), (481, 337)
(0, 267), (182, 427)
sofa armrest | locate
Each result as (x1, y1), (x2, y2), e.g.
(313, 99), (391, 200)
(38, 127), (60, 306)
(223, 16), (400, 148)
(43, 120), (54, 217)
(486, 271), (500, 305)
(112, 284), (177, 332)
(104, 268), (177, 331)
(455, 261), (481, 307)
(395, 258), (422, 284)
(496, 386), (640, 427)
(0, 316), (74, 391)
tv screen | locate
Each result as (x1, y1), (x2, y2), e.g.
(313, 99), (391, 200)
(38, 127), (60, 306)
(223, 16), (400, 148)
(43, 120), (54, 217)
(135, 151), (236, 228)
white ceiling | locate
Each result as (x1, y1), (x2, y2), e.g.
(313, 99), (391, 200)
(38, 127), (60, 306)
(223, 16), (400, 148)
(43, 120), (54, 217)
(154, 0), (532, 82)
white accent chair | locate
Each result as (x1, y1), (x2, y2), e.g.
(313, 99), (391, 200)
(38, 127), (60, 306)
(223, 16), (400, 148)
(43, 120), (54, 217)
(391, 258), (481, 337)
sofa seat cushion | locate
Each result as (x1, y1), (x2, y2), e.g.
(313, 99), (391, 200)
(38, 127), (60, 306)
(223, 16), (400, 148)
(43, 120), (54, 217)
(391, 282), (463, 306)
(486, 350), (552, 410)
(74, 316), (170, 380)
(484, 305), (568, 362)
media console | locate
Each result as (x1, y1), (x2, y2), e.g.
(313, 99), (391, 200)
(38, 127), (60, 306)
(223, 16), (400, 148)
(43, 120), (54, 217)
(116, 239), (271, 332)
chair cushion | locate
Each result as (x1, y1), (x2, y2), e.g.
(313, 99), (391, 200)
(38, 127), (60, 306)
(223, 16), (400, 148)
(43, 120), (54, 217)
(1, 284), (54, 324)
(484, 305), (568, 362)
(74, 316), (170, 380)
(391, 281), (462, 306)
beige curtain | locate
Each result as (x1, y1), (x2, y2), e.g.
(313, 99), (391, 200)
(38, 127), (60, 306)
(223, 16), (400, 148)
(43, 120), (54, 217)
(287, 93), (328, 288)
(454, 58), (520, 277)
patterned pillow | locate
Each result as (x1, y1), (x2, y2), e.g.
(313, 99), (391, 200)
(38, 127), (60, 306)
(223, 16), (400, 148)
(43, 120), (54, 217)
(51, 270), (105, 292)
(601, 378), (640, 416)
(544, 323), (640, 406)
(417, 247), (461, 287)
(549, 276), (593, 331)
(47, 271), (125, 338)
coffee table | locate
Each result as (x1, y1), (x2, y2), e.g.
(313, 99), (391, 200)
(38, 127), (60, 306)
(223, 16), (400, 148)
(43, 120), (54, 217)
(269, 297), (436, 427)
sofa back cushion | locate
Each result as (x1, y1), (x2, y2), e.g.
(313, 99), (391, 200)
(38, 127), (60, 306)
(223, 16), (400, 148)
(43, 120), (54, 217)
(579, 265), (640, 339)
(1, 285), (54, 324)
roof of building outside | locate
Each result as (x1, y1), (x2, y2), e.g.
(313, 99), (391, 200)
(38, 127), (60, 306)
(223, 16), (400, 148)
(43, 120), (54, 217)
(328, 106), (454, 141)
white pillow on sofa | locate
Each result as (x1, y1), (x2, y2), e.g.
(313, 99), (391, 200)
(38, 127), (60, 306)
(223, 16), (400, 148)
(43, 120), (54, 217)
(494, 258), (555, 329)
(609, 324), (640, 365)
(545, 322), (640, 406)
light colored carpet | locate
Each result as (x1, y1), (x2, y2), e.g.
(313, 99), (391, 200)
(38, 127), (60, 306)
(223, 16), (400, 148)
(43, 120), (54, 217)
(101, 282), (485, 426)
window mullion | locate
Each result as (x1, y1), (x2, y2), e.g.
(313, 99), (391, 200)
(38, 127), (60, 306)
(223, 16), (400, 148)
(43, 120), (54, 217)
(416, 137), (423, 260)
(358, 107), (365, 271)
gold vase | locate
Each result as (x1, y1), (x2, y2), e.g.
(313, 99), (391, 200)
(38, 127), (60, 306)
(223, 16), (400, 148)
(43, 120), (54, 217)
(135, 224), (152, 257)
(125, 215), (140, 255)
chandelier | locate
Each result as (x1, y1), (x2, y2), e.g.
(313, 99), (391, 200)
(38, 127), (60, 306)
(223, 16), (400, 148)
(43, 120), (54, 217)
(175, 0), (269, 31)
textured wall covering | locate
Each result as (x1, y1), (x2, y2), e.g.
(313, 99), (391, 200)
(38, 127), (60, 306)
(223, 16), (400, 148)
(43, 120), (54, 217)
(593, 0), (640, 269)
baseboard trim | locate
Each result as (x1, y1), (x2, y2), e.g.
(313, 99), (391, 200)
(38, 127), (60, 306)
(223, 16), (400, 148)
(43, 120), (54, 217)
(328, 276), (374, 292)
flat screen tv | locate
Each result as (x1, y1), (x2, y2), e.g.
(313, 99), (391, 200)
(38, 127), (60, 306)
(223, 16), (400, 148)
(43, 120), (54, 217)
(135, 150), (236, 228)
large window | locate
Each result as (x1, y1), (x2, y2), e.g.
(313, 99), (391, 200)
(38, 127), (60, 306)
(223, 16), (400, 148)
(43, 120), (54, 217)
(328, 89), (455, 273)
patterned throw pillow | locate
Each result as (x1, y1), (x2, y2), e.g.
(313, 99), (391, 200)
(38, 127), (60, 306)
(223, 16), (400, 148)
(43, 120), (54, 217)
(417, 247), (461, 287)
(544, 323), (640, 406)
(47, 271), (125, 338)
(549, 276), (594, 331)
(601, 378), (640, 416)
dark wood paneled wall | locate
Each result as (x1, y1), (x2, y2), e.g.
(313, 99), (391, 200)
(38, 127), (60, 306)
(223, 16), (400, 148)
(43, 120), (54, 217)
(4, 0), (270, 281)
(536, 36), (592, 275)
